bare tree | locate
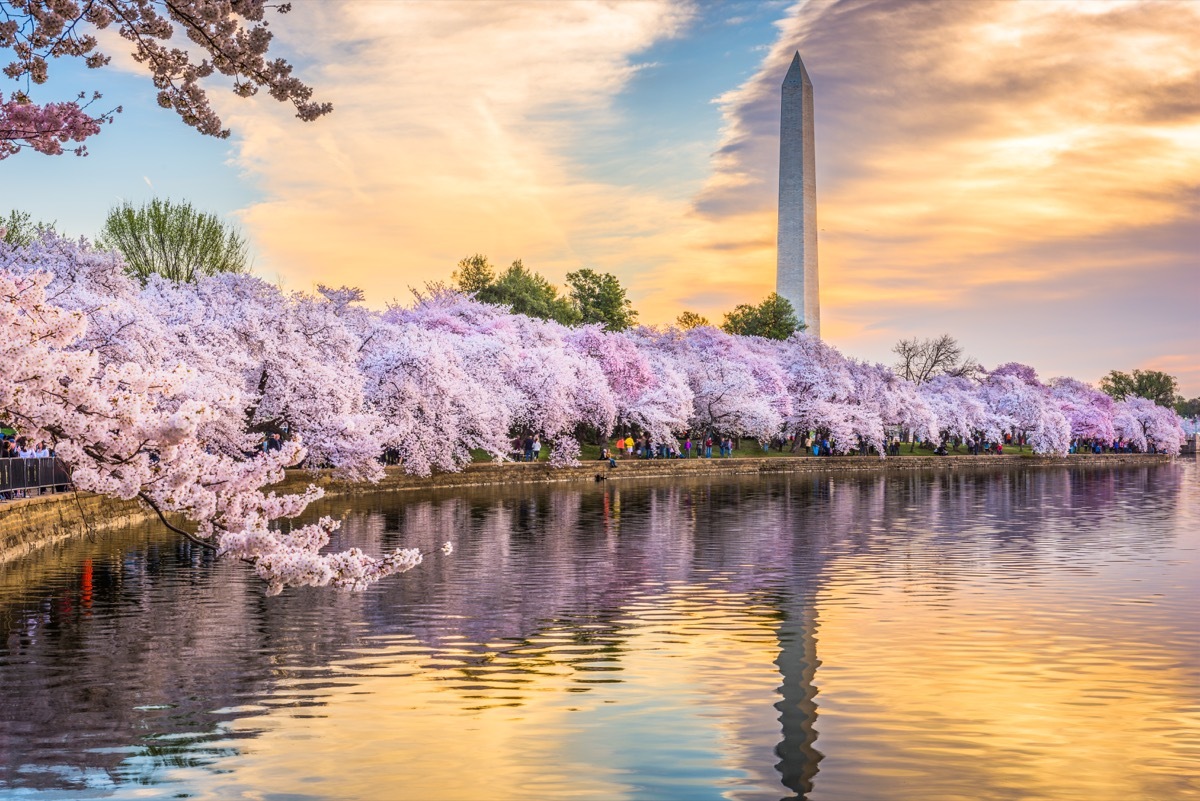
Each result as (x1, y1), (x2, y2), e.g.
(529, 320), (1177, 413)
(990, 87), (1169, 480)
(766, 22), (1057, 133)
(893, 334), (981, 384)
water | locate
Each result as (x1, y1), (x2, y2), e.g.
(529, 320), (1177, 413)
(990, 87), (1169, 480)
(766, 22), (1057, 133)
(1, 462), (1197, 800)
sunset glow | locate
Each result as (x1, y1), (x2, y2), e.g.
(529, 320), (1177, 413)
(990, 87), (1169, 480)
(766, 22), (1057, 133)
(6, 0), (1197, 391)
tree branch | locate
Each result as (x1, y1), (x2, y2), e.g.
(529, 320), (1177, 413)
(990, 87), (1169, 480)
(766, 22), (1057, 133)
(138, 491), (218, 552)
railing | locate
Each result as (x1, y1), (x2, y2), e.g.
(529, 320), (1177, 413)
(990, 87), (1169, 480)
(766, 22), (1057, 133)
(0, 457), (72, 500)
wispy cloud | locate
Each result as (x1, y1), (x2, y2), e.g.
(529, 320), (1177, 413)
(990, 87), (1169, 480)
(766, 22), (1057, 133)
(209, 1), (700, 302)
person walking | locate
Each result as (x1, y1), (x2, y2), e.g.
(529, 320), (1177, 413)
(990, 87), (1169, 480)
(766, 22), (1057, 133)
(532, 435), (542, 461)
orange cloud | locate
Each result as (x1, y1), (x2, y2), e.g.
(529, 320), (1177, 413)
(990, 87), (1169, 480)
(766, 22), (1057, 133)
(208, 1), (712, 304)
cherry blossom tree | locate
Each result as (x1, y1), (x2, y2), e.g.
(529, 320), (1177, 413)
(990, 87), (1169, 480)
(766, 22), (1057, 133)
(1047, 377), (1116, 444)
(1, 0), (330, 158)
(0, 252), (442, 596)
(920, 375), (988, 445)
(141, 274), (384, 479)
(978, 365), (1071, 455)
(395, 289), (615, 466)
(847, 359), (937, 453)
(772, 333), (858, 448)
(636, 326), (785, 443)
(353, 310), (511, 476)
(0, 90), (109, 157)
(565, 325), (690, 444)
(1113, 396), (1185, 454)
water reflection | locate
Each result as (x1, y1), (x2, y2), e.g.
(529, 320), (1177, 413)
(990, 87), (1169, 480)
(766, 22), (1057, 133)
(0, 463), (1196, 799)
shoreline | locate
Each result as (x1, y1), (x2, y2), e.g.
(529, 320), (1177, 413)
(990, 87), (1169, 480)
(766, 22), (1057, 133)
(1, 453), (1180, 564)
(275, 452), (1178, 499)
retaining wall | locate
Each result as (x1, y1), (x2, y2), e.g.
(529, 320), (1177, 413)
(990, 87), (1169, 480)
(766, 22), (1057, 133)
(272, 453), (1176, 499)
(0, 453), (1177, 565)
(0, 491), (148, 564)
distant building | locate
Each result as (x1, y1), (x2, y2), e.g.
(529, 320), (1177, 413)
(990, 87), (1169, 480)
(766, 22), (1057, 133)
(776, 51), (820, 337)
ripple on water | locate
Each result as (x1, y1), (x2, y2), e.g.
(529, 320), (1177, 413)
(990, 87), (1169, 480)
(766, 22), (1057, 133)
(0, 462), (1197, 800)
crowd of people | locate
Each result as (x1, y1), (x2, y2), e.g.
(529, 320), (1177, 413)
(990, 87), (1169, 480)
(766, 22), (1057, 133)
(1, 433), (66, 501)
(1, 434), (54, 459)
(595, 434), (739, 463)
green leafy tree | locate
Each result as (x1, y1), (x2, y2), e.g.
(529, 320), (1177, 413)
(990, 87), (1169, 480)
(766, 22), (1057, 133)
(1175, 396), (1200, 418)
(675, 310), (710, 330)
(565, 268), (638, 331)
(454, 255), (579, 326)
(1, 209), (56, 246)
(721, 292), (803, 340)
(490, 260), (580, 326)
(1099, 369), (1179, 409)
(452, 254), (496, 294)
(100, 198), (249, 285)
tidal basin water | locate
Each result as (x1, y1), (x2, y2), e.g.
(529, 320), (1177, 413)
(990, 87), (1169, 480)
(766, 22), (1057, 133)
(2, 462), (1198, 800)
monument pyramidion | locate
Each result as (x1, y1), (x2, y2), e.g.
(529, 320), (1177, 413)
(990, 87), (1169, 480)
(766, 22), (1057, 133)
(776, 51), (820, 337)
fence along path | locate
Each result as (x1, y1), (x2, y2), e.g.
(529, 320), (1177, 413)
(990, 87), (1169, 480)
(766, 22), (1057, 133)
(0, 458), (71, 500)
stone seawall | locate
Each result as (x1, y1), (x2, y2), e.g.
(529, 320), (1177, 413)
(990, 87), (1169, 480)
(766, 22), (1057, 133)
(273, 453), (1175, 499)
(0, 453), (1177, 564)
(0, 491), (149, 564)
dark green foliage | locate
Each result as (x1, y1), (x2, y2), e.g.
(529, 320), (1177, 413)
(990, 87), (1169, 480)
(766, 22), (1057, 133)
(1174, 396), (1200, 418)
(100, 198), (249, 284)
(721, 292), (803, 340)
(452, 255), (579, 326)
(675, 310), (710, 329)
(565, 267), (638, 331)
(452, 254), (495, 294)
(1099, 369), (1179, 408)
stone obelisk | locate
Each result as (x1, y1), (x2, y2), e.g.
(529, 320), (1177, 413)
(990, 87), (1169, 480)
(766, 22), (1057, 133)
(777, 51), (820, 337)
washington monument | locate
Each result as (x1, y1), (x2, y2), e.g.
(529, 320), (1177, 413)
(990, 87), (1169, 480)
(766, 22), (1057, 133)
(777, 50), (820, 337)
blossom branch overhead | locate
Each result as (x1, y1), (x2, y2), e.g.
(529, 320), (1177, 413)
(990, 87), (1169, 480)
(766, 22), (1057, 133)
(0, 0), (330, 158)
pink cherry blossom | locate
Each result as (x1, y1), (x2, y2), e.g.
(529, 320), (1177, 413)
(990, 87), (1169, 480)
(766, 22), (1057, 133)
(1, 233), (1187, 596)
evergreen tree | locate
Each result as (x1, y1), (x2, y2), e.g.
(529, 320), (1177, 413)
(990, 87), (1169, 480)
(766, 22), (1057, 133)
(452, 255), (579, 326)
(452, 254), (496, 294)
(565, 268), (638, 331)
(721, 292), (802, 340)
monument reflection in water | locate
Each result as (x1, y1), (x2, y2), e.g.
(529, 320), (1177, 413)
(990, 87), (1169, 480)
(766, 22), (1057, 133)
(0, 462), (1196, 800)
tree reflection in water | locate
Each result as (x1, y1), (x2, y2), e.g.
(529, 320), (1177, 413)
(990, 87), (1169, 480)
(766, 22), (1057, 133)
(0, 463), (1189, 799)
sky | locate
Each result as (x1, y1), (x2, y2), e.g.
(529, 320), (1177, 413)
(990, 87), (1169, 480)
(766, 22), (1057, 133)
(3, 0), (1198, 395)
